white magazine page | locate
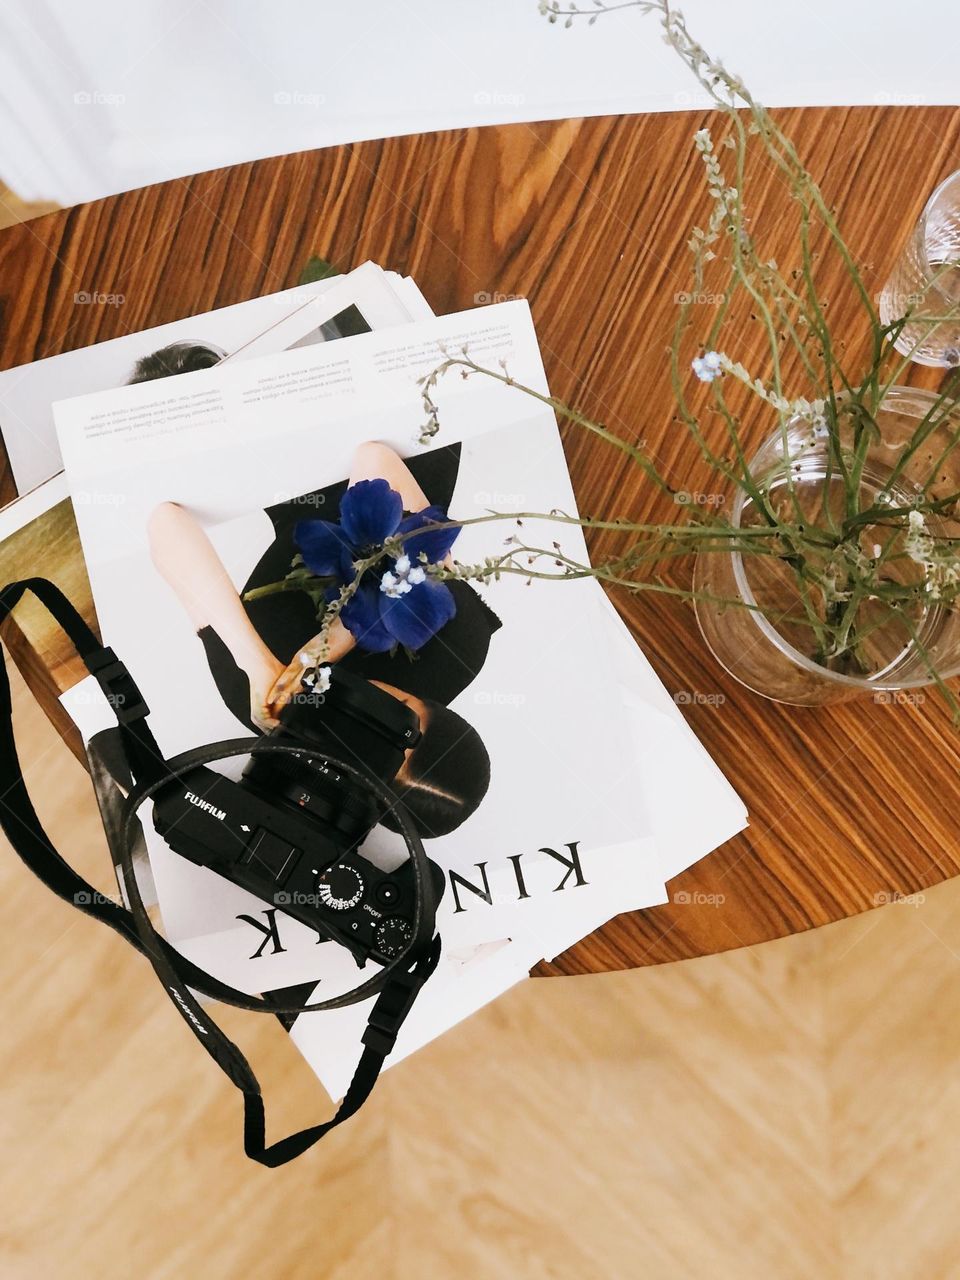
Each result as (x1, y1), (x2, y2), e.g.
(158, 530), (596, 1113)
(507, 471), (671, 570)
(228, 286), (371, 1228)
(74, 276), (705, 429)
(384, 274), (434, 323)
(291, 940), (535, 1101)
(54, 303), (657, 997)
(0, 266), (385, 499)
(0, 471), (69, 537)
(219, 262), (415, 363)
(598, 590), (748, 881)
(378, 289), (742, 935)
(56, 302), (538, 544)
(403, 279), (747, 883)
(391, 295), (752, 896)
(443, 838), (667, 961)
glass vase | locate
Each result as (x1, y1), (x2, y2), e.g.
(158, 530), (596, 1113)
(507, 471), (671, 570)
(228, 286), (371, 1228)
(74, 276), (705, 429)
(879, 169), (960, 368)
(693, 386), (960, 706)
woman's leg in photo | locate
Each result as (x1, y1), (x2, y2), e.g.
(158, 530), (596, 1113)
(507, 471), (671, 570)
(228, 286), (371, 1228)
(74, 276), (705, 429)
(147, 501), (283, 726)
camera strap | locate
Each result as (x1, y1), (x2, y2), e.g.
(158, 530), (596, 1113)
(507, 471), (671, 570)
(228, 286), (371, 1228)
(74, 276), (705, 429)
(0, 577), (442, 1167)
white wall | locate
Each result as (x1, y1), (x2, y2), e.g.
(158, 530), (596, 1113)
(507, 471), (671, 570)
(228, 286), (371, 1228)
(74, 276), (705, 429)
(1, 0), (956, 206)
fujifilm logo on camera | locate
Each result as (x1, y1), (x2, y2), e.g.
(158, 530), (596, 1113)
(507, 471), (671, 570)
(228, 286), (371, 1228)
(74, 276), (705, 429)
(184, 791), (227, 822)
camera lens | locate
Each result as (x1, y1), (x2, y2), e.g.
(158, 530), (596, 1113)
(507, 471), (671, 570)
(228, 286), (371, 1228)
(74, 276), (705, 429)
(240, 666), (420, 849)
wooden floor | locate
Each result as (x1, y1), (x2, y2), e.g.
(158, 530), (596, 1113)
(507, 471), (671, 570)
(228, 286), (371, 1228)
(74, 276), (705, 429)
(3, 655), (960, 1280)
(0, 188), (58, 232)
(3, 193), (960, 1280)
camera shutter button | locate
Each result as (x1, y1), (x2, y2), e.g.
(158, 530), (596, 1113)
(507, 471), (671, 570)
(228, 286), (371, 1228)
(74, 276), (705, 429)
(375, 880), (401, 908)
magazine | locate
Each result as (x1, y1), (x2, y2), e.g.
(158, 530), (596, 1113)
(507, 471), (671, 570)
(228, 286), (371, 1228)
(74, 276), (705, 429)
(54, 300), (658, 982)
(46, 281), (744, 1096)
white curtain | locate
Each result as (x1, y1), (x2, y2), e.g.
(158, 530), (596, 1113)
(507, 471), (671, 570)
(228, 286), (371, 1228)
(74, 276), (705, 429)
(0, 0), (953, 206)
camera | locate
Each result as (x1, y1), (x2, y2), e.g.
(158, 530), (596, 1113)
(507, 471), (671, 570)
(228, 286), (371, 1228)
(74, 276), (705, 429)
(152, 667), (445, 966)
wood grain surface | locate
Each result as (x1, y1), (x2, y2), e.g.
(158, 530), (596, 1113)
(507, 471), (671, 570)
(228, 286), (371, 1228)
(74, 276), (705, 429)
(11, 647), (960, 1280)
(0, 107), (957, 977)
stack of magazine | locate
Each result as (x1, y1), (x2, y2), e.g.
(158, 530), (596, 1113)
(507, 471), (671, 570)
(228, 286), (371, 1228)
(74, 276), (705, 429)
(0, 263), (746, 1099)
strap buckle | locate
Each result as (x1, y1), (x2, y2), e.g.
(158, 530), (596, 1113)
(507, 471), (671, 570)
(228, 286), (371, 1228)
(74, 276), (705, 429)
(88, 648), (150, 725)
(361, 963), (424, 1057)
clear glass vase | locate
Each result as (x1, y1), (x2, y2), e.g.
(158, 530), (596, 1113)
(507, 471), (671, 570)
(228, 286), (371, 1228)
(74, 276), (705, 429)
(693, 387), (960, 706)
(879, 169), (960, 368)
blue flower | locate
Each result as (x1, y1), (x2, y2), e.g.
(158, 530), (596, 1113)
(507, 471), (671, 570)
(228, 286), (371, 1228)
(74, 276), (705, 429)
(294, 478), (460, 653)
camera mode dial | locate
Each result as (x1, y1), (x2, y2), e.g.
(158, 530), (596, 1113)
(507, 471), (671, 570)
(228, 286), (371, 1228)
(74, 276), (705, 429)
(316, 863), (364, 910)
(374, 915), (413, 959)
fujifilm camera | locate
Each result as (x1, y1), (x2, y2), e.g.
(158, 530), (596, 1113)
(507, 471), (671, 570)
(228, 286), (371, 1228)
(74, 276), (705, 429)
(152, 666), (445, 967)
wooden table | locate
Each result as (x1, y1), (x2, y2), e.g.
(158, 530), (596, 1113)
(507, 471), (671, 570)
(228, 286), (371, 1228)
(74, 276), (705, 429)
(1, 107), (958, 978)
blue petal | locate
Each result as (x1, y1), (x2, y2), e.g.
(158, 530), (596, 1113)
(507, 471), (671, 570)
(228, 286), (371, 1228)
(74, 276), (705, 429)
(397, 505), (460, 564)
(379, 578), (456, 650)
(339, 479), (403, 549)
(294, 520), (354, 579)
(340, 583), (398, 652)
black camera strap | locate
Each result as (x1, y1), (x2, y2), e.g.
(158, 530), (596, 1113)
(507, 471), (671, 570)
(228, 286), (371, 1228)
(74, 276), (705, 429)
(0, 578), (442, 1167)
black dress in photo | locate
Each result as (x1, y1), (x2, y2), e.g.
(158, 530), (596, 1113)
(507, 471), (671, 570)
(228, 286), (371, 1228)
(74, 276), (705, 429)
(199, 442), (502, 730)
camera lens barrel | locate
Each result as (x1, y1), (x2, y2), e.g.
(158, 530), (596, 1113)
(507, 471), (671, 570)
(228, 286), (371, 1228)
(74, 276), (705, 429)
(240, 665), (420, 841)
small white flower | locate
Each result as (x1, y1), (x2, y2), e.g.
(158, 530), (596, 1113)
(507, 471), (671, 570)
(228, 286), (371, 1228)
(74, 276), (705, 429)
(380, 551), (427, 599)
(300, 660), (331, 694)
(692, 351), (723, 382)
(380, 570), (412, 598)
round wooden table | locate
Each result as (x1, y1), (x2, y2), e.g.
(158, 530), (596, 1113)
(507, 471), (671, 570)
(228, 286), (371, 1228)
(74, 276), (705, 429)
(1, 107), (958, 978)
